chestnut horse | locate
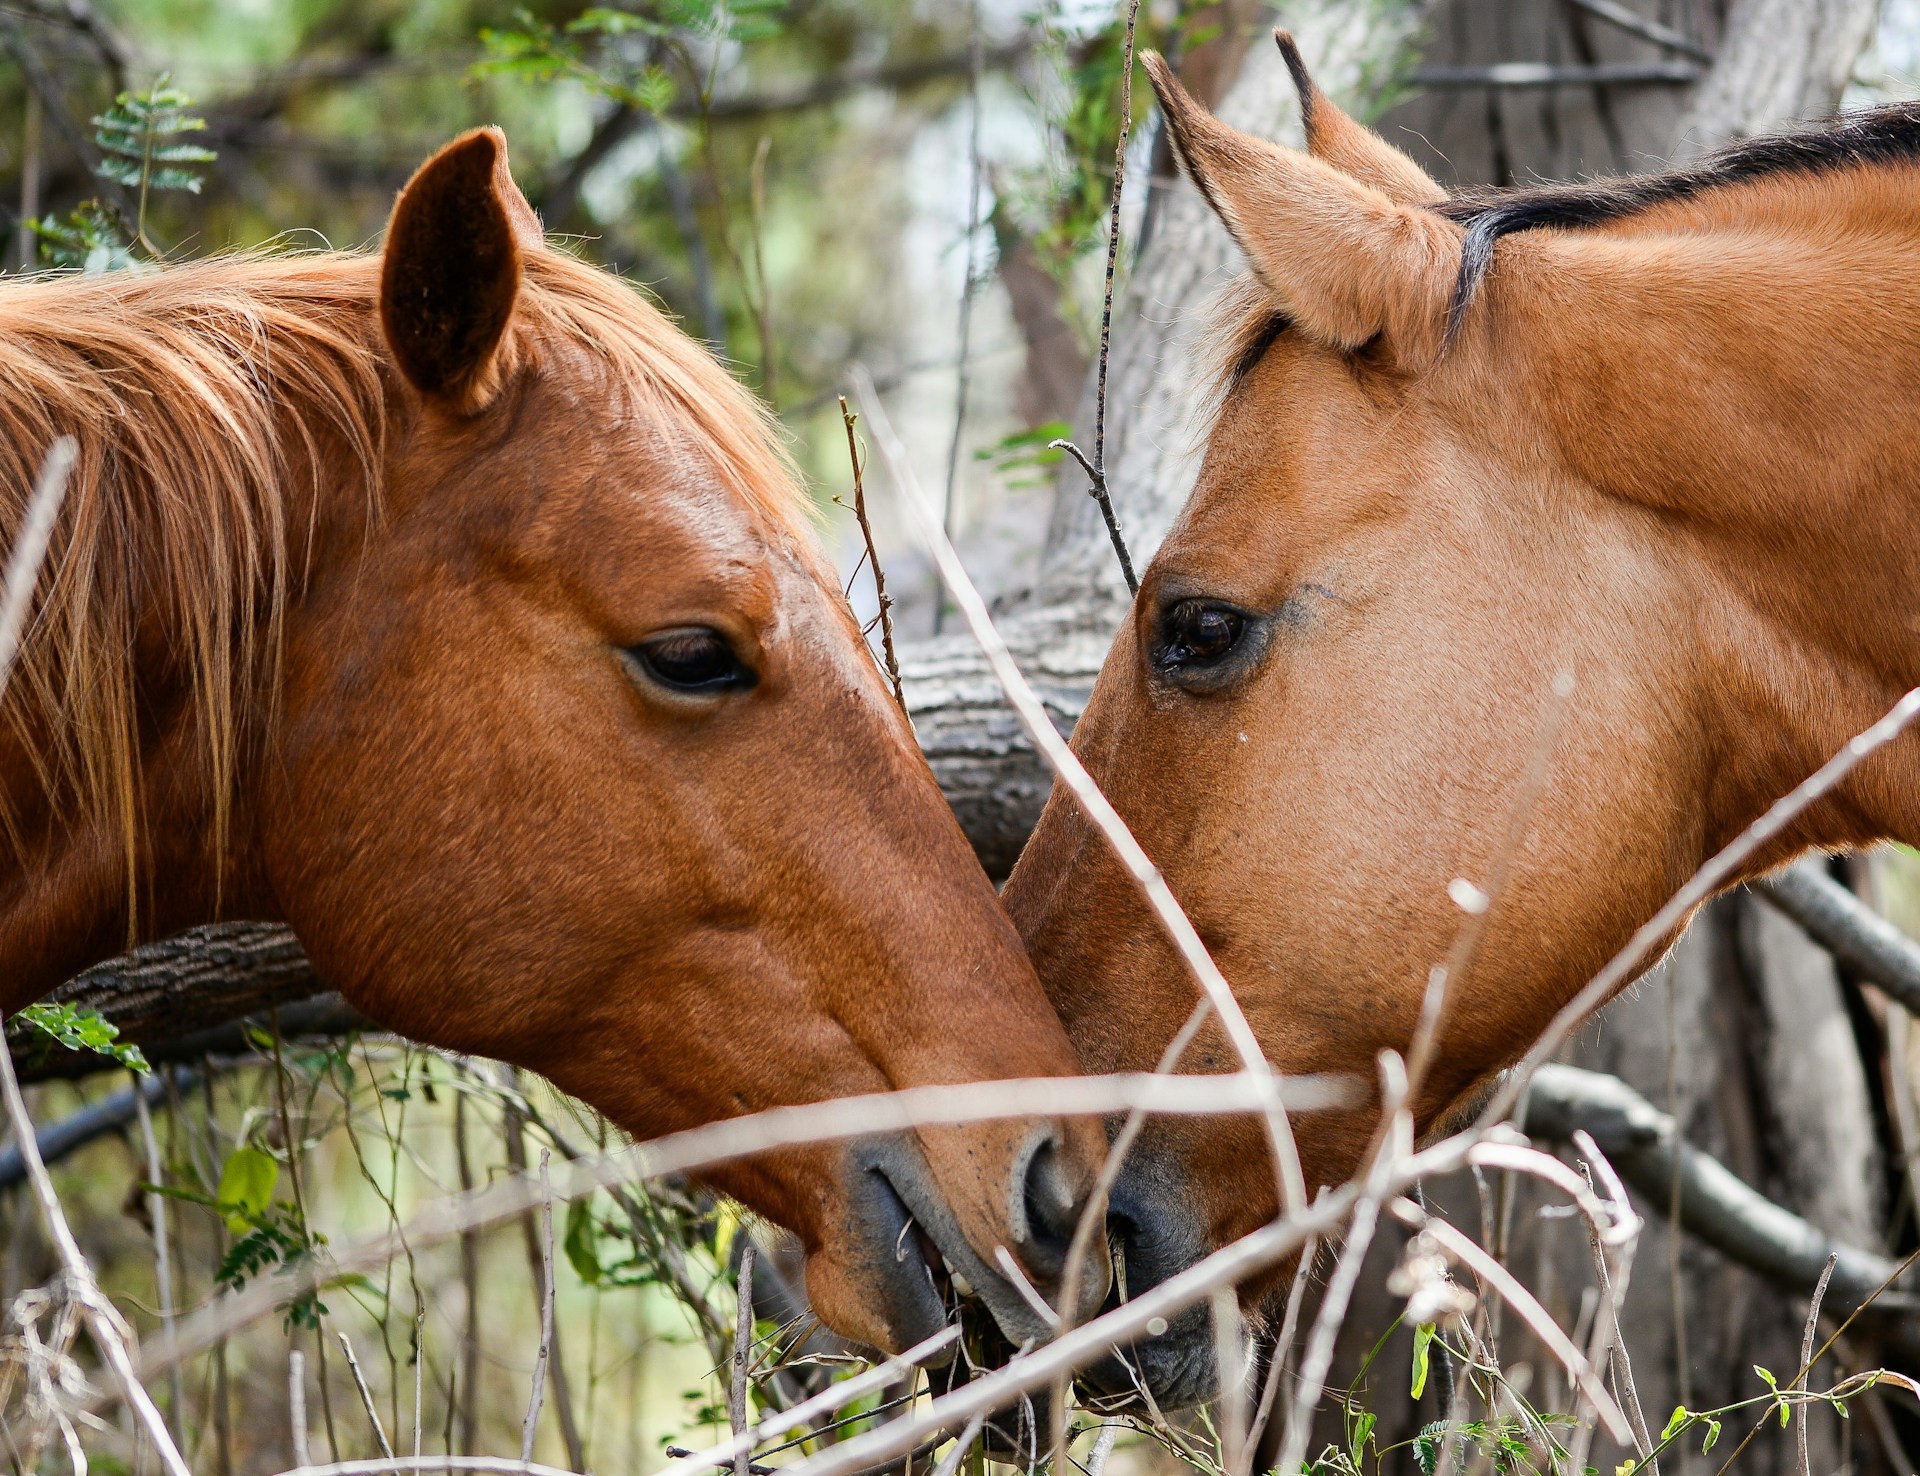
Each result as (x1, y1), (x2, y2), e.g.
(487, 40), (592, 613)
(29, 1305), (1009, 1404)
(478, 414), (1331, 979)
(0, 129), (1112, 1356)
(1006, 46), (1920, 1402)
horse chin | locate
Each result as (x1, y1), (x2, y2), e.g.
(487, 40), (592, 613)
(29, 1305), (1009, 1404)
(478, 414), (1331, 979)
(935, 1291), (1217, 1464)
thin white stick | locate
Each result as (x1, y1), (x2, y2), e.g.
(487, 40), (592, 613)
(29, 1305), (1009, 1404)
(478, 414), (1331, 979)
(1085, 1422), (1121, 1476)
(1486, 682), (1920, 1124)
(665, 1326), (960, 1476)
(339, 1331), (396, 1460)
(1390, 1203), (1632, 1444)
(1211, 1287), (1248, 1476)
(850, 365), (1306, 1217)
(928, 1412), (987, 1476)
(0, 438), (189, 1476)
(130, 1069), (1353, 1393)
(994, 1244), (1061, 1330)
(1275, 1055), (1412, 1476)
(1797, 1252), (1838, 1476)
(292, 1348), (312, 1467)
(413, 1308), (424, 1462)
(134, 1071), (185, 1432)
(522, 1149), (557, 1464)
(729, 1242), (757, 1476)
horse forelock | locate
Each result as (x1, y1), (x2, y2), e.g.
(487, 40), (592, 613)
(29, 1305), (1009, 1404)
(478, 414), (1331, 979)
(1204, 100), (1920, 391)
(0, 245), (805, 929)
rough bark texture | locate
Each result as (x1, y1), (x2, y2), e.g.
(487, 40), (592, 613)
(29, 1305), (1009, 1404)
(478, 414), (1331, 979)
(1671, 0), (1880, 157)
(7, 923), (364, 1081)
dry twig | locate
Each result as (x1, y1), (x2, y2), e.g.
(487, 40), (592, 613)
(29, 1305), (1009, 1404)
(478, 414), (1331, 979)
(837, 396), (905, 714)
(338, 1333), (396, 1461)
(1050, 0), (1145, 594)
(730, 1242), (758, 1476)
(1797, 1253), (1838, 1476)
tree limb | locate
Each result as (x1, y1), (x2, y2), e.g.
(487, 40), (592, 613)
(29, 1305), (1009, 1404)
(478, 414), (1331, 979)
(1523, 1063), (1920, 1357)
(1750, 860), (1920, 1015)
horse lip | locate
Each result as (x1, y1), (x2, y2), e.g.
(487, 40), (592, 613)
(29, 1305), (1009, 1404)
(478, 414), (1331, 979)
(865, 1140), (1063, 1350)
(857, 1162), (954, 1358)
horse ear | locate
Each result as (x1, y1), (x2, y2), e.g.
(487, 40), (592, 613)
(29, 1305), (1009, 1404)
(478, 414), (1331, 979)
(1275, 31), (1446, 206)
(380, 127), (545, 413)
(1143, 52), (1461, 360)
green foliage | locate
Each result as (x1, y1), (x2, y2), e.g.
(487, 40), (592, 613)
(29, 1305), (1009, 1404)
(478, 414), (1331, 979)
(475, 1), (788, 114)
(1753, 1364), (1793, 1428)
(1409, 1322), (1435, 1400)
(975, 420), (1069, 489)
(1407, 1415), (1566, 1476)
(27, 76), (216, 269)
(215, 1144), (279, 1233)
(29, 200), (138, 273)
(92, 77), (217, 200)
(7, 1002), (149, 1072)
(214, 1203), (331, 1330)
(1019, 2), (1218, 274)
(151, 1139), (329, 1328)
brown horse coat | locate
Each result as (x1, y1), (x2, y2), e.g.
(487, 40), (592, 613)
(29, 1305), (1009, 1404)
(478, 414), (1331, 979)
(0, 130), (1111, 1357)
(1004, 45), (1920, 1402)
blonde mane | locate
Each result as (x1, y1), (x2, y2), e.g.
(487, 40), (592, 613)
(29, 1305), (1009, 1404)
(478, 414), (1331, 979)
(0, 246), (804, 924)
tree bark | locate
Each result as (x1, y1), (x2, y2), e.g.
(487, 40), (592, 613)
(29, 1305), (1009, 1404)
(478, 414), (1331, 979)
(1671, 0), (1880, 157)
(7, 924), (364, 1081)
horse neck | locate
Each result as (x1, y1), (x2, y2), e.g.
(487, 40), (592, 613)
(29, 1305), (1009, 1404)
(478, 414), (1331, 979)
(0, 266), (387, 1004)
(1490, 200), (1920, 848)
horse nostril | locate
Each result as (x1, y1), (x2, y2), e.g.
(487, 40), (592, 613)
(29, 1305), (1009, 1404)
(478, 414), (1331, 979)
(1017, 1136), (1080, 1275)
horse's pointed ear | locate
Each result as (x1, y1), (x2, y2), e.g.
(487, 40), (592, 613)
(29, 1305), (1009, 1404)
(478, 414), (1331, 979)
(380, 127), (545, 414)
(1143, 51), (1461, 360)
(1275, 31), (1446, 206)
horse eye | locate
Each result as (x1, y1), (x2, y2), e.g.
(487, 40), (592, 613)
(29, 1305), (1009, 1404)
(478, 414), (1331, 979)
(1162, 601), (1245, 668)
(630, 629), (754, 693)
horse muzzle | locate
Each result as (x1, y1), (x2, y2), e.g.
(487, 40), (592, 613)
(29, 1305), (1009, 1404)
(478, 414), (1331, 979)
(1074, 1167), (1221, 1410)
(818, 1130), (1111, 1359)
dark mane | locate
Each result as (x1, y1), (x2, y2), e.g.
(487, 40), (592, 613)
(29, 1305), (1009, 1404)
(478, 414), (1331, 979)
(1435, 100), (1920, 341)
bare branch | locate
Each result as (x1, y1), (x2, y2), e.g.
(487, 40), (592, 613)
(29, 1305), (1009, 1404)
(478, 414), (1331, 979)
(1752, 860), (1920, 1014)
(1522, 1064), (1920, 1356)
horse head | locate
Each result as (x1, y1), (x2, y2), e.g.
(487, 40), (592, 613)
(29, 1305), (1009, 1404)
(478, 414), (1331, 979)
(1005, 42), (1920, 1406)
(0, 130), (1110, 1359)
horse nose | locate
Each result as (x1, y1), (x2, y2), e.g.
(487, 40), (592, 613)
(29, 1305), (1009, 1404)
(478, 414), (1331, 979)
(1009, 1128), (1110, 1320)
(1012, 1133), (1077, 1273)
(1080, 1171), (1220, 1409)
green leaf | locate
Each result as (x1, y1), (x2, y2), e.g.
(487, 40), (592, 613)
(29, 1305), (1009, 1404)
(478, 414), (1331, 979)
(565, 1197), (605, 1285)
(1660, 1406), (1689, 1441)
(1702, 1419), (1721, 1452)
(9, 1002), (149, 1071)
(216, 1146), (279, 1232)
(1348, 1409), (1375, 1467)
(1411, 1323), (1435, 1399)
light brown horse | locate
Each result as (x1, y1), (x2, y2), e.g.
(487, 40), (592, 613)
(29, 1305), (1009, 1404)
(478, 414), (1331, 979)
(1005, 44), (1920, 1402)
(0, 129), (1112, 1356)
